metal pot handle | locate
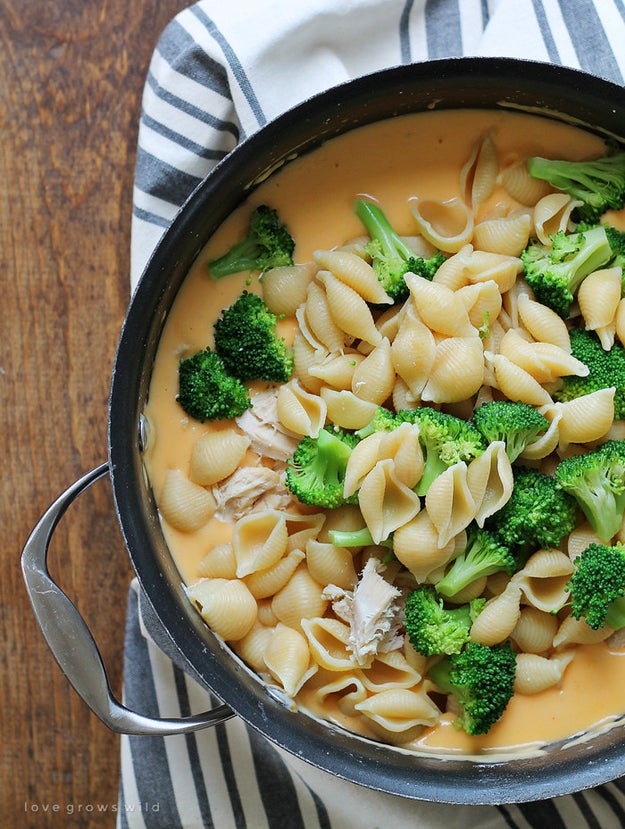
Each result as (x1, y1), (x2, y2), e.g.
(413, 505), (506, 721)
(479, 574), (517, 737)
(21, 462), (234, 735)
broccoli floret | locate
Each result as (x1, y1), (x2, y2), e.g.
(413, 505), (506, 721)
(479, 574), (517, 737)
(399, 407), (486, 495)
(404, 586), (484, 657)
(527, 151), (625, 224)
(213, 290), (293, 383)
(566, 542), (625, 630)
(521, 226), (612, 318)
(207, 205), (295, 279)
(485, 466), (577, 560)
(555, 440), (625, 543)
(554, 328), (625, 419)
(354, 406), (402, 438)
(177, 347), (251, 422)
(354, 198), (445, 302)
(471, 400), (550, 462)
(285, 426), (359, 509)
(436, 526), (516, 600)
(429, 641), (517, 736)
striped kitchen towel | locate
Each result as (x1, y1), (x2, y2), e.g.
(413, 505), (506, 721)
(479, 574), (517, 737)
(120, 2), (625, 827)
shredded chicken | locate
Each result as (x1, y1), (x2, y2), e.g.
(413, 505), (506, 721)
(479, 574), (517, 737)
(235, 387), (299, 464)
(323, 557), (404, 667)
(212, 464), (294, 522)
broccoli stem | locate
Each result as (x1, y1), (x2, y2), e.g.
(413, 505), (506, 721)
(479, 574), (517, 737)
(329, 527), (393, 550)
(605, 595), (625, 631)
(354, 199), (415, 260)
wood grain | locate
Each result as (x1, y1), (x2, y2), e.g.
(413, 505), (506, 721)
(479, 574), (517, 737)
(1, 1), (192, 825)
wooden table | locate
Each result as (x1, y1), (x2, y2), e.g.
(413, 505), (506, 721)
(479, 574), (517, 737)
(2, 1), (193, 824)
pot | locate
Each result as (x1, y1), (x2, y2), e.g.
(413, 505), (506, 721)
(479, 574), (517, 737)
(22, 57), (625, 804)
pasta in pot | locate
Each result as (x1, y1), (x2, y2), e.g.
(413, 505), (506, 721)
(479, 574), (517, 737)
(143, 110), (625, 757)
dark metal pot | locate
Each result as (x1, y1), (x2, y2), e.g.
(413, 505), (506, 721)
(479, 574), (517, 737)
(22, 57), (625, 804)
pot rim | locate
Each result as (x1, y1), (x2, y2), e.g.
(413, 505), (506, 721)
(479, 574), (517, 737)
(108, 57), (625, 804)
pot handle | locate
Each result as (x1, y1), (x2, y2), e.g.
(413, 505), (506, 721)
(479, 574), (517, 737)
(21, 462), (235, 735)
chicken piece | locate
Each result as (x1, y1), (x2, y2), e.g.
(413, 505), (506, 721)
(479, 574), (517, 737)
(213, 464), (294, 522)
(235, 387), (299, 463)
(323, 557), (403, 667)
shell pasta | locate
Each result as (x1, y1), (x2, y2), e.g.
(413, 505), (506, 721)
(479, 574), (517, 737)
(143, 109), (625, 757)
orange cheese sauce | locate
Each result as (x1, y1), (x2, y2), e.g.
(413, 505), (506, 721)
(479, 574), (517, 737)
(143, 108), (625, 755)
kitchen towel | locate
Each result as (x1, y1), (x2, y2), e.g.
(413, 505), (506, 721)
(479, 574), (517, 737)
(120, 2), (625, 827)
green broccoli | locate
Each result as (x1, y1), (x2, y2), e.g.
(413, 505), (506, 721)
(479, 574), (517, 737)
(485, 465), (578, 560)
(354, 198), (445, 302)
(566, 542), (625, 630)
(285, 426), (360, 509)
(355, 406), (402, 438)
(399, 407), (486, 495)
(435, 526), (516, 600)
(554, 328), (625, 419)
(471, 400), (550, 462)
(177, 347), (251, 422)
(404, 585), (484, 657)
(429, 641), (517, 736)
(521, 226), (612, 318)
(527, 151), (625, 224)
(555, 440), (625, 543)
(327, 526), (394, 550)
(207, 204), (295, 279)
(213, 290), (294, 383)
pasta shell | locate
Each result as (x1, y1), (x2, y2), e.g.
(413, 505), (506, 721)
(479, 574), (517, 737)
(358, 458), (422, 544)
(359, 649), (423, 692)
(391, 306), (436, 399)
(517, 293), (571, 352)
(487, 352), (553, 406)
(271, 565), (328, 629)
(305, 280), (347, 353)
(555, 388), (615, 446)
(236, 622), (275, 672)
(578, 267), (621, 344)
(409, 195), (474, 253)
(308, 352), (366, 390)
(313, 248), (393, 305)
(466, 441), (514, 527)
(189, 428), (251, 486)
(276, 379), (327, 438)
(354, 687), (440, 731)
(472, 211), (531, 257)
(351, 338), (396, 404)
(159, 469), (216, 532)
(292, 331), (324, 393)
(568, 522), (602, 564)
(300, 617), (354, 671)
(470, 581), (522, 646)
(245, 548), (306, 599)
(320, 388), (378, 430)
(421, 336), (484, 404)
(284, 511), (327, 552)
(405, 273), (475, 337)
(514, 651), (575, 695)
(187, 578), (257, 641)
(197, 542), (237, 579)
(512, 606), (558, 654)
(264, 623), (317, 696)
(519, 405), (562, 461)
(256, 598), (279, 627)
(305, 539), (357, 590)
(317, 270), (382, 346)
(456, 280), (502, 331)
(232, 510), (288, 578)
(432, 244), (473, 291)
(513, 549), (573, 613)
(261, 262), (316, 316)
(553, 614), (614, 648)
(533, 193), (581, 245)
(615, 297), (625, 347)
(460, 133), (498, 210)
(500, 159), (552, 205)
(425, 462), (476, 548)
(392, 511), (457, 582)
(311, 671), (368, 716)
(461, 249), (523, 293)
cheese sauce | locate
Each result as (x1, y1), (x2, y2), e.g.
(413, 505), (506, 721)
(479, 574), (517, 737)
(142, 108), (625, 755)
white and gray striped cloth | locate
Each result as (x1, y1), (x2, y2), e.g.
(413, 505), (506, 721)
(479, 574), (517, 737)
(120, 2), (625, 827)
